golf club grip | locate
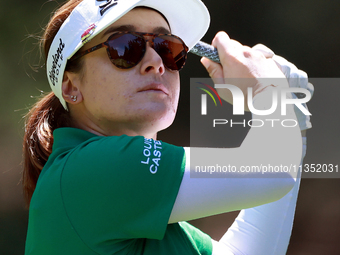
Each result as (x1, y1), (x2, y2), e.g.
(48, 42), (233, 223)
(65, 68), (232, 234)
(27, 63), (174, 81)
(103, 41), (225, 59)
(190, 41), (309, 100)
(189, 41), (220, 63)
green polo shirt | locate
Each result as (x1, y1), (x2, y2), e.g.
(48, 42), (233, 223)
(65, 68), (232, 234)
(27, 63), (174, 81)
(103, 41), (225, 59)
(25, 128), (212, 255)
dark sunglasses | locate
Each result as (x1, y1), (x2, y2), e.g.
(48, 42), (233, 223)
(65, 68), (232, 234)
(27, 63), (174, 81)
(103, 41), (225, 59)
(70, 31), (189, 71)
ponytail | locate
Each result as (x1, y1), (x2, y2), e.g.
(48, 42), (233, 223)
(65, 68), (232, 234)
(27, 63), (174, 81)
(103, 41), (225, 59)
(23, 0), (83, 207)
(23, 93), (70, 206)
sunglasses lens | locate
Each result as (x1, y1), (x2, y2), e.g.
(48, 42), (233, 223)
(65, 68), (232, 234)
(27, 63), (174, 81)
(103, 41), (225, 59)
(105, 32), (187, 70)
(106, 33), (146, 69)
(154, 35), (187, 71)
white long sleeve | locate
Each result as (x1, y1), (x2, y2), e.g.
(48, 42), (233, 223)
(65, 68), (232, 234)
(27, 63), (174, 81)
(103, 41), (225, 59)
(212, 137), (306, 255)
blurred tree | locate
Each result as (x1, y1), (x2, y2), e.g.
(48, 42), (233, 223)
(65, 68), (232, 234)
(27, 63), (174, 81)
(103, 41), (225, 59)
(0, 0), (339, 254)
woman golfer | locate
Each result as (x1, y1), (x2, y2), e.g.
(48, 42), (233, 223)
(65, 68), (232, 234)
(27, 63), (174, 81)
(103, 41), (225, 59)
(23, 0), (311, 254)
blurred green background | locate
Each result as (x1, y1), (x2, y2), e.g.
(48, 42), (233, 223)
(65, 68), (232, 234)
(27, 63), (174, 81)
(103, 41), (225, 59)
(1, 0), (339, 254)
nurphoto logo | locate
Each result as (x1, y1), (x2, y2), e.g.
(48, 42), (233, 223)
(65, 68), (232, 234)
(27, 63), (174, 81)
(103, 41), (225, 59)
(199, 83), (312, 116)
(197, 82), (223, 115)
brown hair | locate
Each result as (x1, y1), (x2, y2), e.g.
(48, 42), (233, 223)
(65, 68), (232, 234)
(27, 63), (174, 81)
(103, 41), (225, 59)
(23, 0), (83, 207)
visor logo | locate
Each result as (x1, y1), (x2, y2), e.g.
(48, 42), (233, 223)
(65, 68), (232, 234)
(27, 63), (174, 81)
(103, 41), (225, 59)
(49, 38), (65, 86)
(97, 0), (118, 16)
(81, 24), (97, 44)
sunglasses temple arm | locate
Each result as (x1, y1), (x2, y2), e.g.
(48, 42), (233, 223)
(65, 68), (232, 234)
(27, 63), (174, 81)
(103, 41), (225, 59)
(70, 43), (107, 62)
(189, 41), (220, 63)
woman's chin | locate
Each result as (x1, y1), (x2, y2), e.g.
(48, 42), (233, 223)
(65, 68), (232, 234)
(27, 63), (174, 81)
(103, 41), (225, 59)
(137, 112), (176, 136)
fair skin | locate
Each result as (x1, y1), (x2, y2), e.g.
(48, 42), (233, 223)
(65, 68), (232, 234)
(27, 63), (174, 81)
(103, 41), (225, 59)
(62, 8), (180, 139)
(61, 8), (302, 254)
(62, 8), (286, 139)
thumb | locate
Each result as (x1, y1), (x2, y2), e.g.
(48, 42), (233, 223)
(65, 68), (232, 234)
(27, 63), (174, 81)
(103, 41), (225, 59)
(201, 57), (224, 83)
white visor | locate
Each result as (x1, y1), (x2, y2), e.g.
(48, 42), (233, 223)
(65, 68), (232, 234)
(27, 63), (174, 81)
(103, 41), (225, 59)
(46, 0), (210, 109)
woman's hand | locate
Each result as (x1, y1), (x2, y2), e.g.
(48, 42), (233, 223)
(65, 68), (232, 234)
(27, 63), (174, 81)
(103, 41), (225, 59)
(201, 32), (288, 108)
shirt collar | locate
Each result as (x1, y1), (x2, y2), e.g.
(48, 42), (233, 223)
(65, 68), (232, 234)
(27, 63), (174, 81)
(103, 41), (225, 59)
(52, 127), (98, 151)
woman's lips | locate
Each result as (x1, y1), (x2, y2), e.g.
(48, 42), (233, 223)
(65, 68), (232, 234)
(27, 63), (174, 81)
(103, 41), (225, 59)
(138, 83), (169, 95)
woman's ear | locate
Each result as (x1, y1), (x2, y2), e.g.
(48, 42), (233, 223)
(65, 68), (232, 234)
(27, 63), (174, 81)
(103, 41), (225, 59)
(61, 71), (83, 105)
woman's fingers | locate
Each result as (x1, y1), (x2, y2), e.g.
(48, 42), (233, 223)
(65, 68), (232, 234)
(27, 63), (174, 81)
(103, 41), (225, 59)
(200, 57), (224, 81)
(207, 31), (271, 80)
(252, 44), (275, 58)
(200, 31), (289, 105)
